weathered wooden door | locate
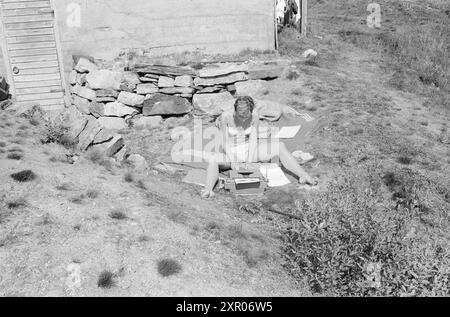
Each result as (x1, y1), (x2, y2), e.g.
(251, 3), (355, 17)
(0, 0), (67, 110)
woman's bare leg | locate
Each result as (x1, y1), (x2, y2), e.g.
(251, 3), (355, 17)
(202, 156), (231, 198)
(258, 141), (317, 185)
(204, 160), (219, 194)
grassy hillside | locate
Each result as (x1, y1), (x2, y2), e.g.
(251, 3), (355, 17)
(275, 0), (449, 296)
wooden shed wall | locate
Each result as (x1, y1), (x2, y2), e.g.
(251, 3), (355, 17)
(55, 0), (276, 71)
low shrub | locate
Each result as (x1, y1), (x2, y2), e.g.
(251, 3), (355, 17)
(282, 166), (449, 297)
(10, 170), (37, 183)
(97, 271), (116, 289)
(157, 259), (182, 277)
(41, 122), (77, 149)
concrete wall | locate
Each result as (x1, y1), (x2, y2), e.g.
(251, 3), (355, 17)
(55, 0), (276, 71)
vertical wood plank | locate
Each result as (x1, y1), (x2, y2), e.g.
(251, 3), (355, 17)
(301, 0), (308, 36)
(50, 0), (69, 107)
(0, 3), (16, 98)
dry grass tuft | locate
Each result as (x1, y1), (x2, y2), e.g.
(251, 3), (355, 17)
(86, 190), (100, 199)
(10, 170), (37, 183)
(7, 152), (23, 160)
(97, 271), (116, 289)
(109, 209), (127, 220)
(7, 198), (27, 210)
(124, 171), (134, 183)
(157, 259), (182, 277)
(70, 195), (85, 205)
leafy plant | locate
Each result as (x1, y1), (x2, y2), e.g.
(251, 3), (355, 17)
(282, 166), (449, 297)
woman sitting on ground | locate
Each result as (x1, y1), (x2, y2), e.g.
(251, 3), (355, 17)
(201, 96), (317, 199)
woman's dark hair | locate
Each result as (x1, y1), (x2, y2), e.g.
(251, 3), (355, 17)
(234, 96), (255, 113)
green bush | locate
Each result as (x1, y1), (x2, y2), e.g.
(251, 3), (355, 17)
(40, 122), (77, 149)
(282, 166), (448, 297)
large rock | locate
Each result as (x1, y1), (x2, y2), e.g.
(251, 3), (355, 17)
(194, 72), (248, 87)
(117, 91), (145, 107)
(72, 95), (91, 114)
(96, 89), (119, 98)
(174, 75), (193, 87)
(142, 94), (192, 116)
(159, 87), (195, 95)
(74, 57), (98, 73)
(72, 85), (96, 101)
(126, 154), (148, 172)
(97, 117), (128, 130)
(92, 129), (114, 145)
(93, 135), (124, 157)
(248, 64), (284, 80)
(78, 118), (102, 151)
(89, 102), (105, 118)
(114, 146), (129, 162)
(103, 135), (124, 157)
(235, 80), (270, 98)
(103, 102), (138, 117)
(76, 73), (87, 86)
(86, 70), (123, 90)
(198, 63), (248, 78)
(196, 86), (224, 94)
(69, 70), (77, 85)
(193, 92), (235, 115)
(132, 116), (163, 129)
(65, 106), (88, 140)
(136, 83), (159, 95)
(140, 77), (157, 83)
(122, 71), (141, 90)
(96, 97), (116, 103)
(158, 76), (175, 88)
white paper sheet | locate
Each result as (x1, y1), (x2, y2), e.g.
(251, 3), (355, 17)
(259, 164), (291, 187)
(272, 125), (302, 139)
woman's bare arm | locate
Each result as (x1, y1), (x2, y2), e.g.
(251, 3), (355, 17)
(247, 114), (259, 163)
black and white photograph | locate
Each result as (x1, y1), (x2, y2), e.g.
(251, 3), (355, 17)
(0, 0), (448, 299)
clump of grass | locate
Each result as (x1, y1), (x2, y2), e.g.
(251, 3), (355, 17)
(86, 148), (113, 171)
(7, 198), (27, 210)
(86, 190), (99, 199)
(29, 118), (40, 127)
(238, 245), (271, 268)
(124, 171), (134, 183)
(136, 180), (147, 190)
(109, 209), (127, 220)
(191, 62), (205, 70)
(10, 170), (37, 183)
(40, 122), (77, 149)
(286, 69), (300, 81)
(56, 183), (72, 191)
(205, 221), (222, 231)
(138, 235), (150, 242)
(157, 259), (182, 277)
(8, 147), (23, 153)
(227, 223), (248, 240)
(70, 195), (85, 205)
(97, 271), (116, 289)
(7, 152), (23, 160)
(398, 156), (413, 165)
(10, 139), (24, 145)
(73, 224), (81, 231)
(16, 131), (28, 138)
